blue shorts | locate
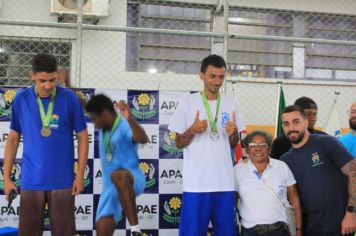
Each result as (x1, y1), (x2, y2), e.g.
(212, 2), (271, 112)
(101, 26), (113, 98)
(95, 168), (145, 223)
(179, 191), (238, 236)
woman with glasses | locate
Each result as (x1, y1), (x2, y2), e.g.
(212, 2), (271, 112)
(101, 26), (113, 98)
(234, 130), (302, 236)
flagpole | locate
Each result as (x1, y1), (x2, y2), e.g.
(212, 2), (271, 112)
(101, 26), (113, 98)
(275, 82), (282, 137)
(323, 91), (340, 130)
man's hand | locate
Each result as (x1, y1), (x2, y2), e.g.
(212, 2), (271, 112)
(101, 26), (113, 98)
(341, 212), (356, 235)
(190, 110), (207, 134)
(72, 177), (84, 196)
(225, 111), (237, 136)
(116, 100), (131, 120)
(4, 179), (17, 201)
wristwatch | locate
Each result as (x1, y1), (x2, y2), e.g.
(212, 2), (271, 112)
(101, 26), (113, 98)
(346, 206), (355, 213)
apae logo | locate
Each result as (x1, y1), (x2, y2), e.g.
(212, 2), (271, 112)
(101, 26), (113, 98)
(163, 130), (182, 155)
(160, 169), (182, 185)
(74, 162), (91, 188)
(311, 152), (323, 167)
(161, 100), (179, 116)
(139, 162), (156, 189)
(162, 197), (181, 226)
(0, 163), (21, 190)
(0, 89), (17, 120)
(131, 93), (157, 120)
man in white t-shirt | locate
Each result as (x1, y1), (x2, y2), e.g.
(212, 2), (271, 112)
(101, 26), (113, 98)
(168, 54), (245, 236)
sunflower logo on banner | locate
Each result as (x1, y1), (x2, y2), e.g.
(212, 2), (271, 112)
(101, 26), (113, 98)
(0, 88), (19, 121)
(0, 162), (21, 192)
(159, 125), (183, 159)
(74, 161), (92, 193)
(132, 93), (156, 119)
(129, 90), (159, 123)
(163, 131), (182, 156)
(139, 161), (158, 193)
(162, 197), (181, 226)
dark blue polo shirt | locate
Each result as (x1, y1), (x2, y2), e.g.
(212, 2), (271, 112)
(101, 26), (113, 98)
(281, 134), (353, 233)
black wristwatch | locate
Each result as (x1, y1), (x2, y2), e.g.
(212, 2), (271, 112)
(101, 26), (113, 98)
(346, 206), (355, 213)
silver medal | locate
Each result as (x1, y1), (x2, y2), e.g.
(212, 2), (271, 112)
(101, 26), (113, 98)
(210, 132), (219, 141)
(106, 153), (112, 162)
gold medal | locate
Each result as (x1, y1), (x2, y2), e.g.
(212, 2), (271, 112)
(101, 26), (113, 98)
(41, 127), (51, 137)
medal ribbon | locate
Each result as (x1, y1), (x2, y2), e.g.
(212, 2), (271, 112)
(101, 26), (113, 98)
(103, 115), (121, 155)
(36, 87), (56, 129)
(200, 92), (221, 133)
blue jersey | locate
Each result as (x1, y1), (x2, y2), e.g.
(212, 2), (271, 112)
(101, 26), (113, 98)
(96, 116), (145, 222)
(281, 134), (353, 232)
(10, 86), (87, 190)
(339, 131), (356, 158)
(98, 117), (143, 187)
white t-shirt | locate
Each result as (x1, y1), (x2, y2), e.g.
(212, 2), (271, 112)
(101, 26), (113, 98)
(168, 92), (245, 192)
(234, 158), (296, 228)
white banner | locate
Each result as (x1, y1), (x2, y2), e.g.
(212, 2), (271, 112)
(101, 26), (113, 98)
(138, 125), (159, 159)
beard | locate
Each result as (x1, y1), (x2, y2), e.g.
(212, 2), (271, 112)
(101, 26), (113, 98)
(286, 130), (305, 144)
(349, 118), (356, 131)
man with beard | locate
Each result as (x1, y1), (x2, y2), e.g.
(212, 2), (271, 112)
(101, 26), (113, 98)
(339, 102), (356, 158)
(271, 97), (327, 159)
(280, 105), (356, 236)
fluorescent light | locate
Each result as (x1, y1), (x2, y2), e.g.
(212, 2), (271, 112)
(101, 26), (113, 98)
(148, 68), (157, 73)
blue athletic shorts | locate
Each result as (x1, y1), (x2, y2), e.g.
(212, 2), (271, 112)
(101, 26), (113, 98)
(95, 168), (145, 223)
(179, 191), (238, 236)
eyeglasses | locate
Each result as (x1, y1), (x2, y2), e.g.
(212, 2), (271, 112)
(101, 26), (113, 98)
(248, 142), (269, 148)
(348, 110), (356, 115)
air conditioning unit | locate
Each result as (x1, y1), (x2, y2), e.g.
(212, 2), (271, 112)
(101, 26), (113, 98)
(50, 0), (109, 16)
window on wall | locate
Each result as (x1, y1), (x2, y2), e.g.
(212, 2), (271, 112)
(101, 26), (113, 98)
(126, 1), (213, 74)
(126, 2), (356, 81)
(0, 38), (72, 86)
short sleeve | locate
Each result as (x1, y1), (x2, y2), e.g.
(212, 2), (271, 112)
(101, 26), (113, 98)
(234, 164), (242, 191)
(10, 94), (21, 134)
(324, 136), (353, 168)
(168, 97), (187, 134)
(284, 162), (296, 186)
(234, 100), (245, 133)
(71, 93), (87, 133)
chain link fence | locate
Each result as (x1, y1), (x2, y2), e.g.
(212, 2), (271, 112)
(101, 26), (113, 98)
(0, 0), (356, 129)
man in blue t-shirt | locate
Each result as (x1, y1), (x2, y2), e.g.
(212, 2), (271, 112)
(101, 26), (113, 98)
(86, 94), (148, 236)
(339, 101), (356, 158)
(280, 105), (356, 236)
(3, 53), (89, 236)
(271, 96), (327, 160)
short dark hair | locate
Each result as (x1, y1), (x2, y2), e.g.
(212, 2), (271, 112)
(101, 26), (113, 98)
(243, 130), (272, 148)
(200, 54), (226, 73)
(294, 96), (317, 110)
(282, 105), (306, 118)
(31, 53), (58, 73)
(86, 94), (116, 115)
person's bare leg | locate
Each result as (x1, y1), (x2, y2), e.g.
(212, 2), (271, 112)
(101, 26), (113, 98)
(18, 190), (45, 236)
(110, 169), (138, 225)
(46, 189), (75, 236)
(96, 216), (116, 236)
